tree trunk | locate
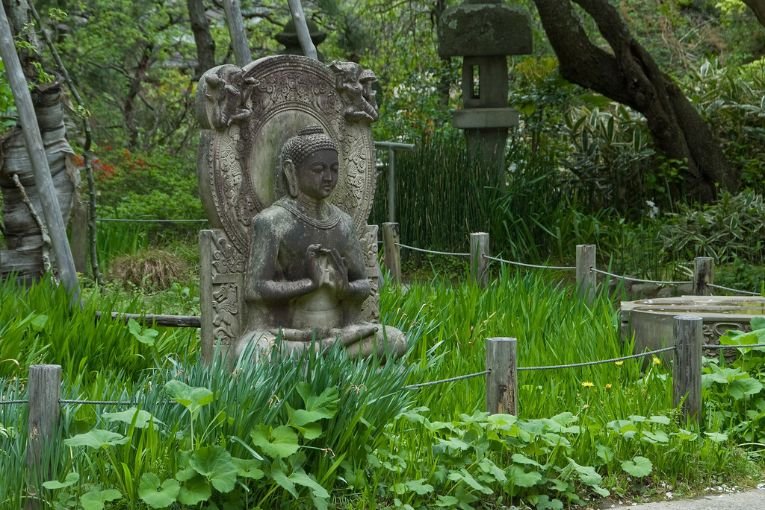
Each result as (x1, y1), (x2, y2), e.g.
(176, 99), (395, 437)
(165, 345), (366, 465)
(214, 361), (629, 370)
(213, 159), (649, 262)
(743, 0), (765, 27)
(187, 0), (216, 78)
(531, 0), (736, 201)
(432, 0), (452, 111)
(223, 0), (252, 66)
(123, 43), (154, 150)
(0, 0), (78, 284)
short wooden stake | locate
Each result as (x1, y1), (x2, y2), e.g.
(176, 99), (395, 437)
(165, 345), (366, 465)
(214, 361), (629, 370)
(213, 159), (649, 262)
(692, 257), (713, 296)
(673, 315), (702, 423)
(576, 244), (596, 304)
(382, 222), (401, 285)
(26, 364), (62, 509)
(486, 337), (518, 415)
(470, 232), (490, 288)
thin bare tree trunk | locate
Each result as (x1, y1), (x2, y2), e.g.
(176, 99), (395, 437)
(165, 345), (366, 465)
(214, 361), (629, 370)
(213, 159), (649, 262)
(287, 0), (317, 60)
(123, 43), (154, 149)
(223, 0), (251, 66)
(187, 0), (216, 78)
(29, 1), (102, 284)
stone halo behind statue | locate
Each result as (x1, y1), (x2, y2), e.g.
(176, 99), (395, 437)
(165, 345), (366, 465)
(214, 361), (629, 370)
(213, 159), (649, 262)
(234, 125), (407, 360)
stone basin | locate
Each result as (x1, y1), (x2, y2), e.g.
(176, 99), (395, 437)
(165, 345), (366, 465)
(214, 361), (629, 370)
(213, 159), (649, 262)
(620, 296), (765, 354)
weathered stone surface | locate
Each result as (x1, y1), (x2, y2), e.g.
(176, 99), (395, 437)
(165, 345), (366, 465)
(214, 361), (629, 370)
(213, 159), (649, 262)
(438, 4), (532, 57)
(196, 55), (402, 361)
(453, 108), (519, 129)
(196, 56), (377, 255)
(621, 296), (765, 358)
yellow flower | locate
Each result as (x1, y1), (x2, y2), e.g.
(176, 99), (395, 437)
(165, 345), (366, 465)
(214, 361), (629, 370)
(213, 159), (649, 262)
(614, 361), (624, 366)
(604, 383), (612, 390)
(652, 356), (662, 366)
(581, 381), (595, 388)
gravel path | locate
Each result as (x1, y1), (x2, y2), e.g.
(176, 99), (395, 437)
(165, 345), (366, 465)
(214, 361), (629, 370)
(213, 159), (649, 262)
(608, 487), (765, 509)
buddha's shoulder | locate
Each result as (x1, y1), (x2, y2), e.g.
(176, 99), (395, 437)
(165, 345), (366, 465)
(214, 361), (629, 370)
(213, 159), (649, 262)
(328, 203), (353, 224)
(251, 203), (295, 226)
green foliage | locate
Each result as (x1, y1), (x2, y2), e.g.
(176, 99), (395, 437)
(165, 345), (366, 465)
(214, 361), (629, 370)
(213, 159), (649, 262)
(0, 59), (16, 133)
(371, 129), (493, 252)
(703, 317), (765, 446)
(659, 190), (765, 264)
(91, 147), (205, 267)
(685, 58), (765, 194)
(0, 275), (198, 383)
(2, 273), (764, 508)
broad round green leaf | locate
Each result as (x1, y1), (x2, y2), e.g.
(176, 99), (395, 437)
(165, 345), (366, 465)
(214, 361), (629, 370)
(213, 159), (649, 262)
(621, 456), (653, 477)
(138, 473), (180, 508)
(63, 429), (128, 449)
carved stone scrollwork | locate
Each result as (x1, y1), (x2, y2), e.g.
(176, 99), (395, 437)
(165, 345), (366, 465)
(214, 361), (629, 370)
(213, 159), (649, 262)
(212, 283), (239, 345)
(360, 225), (380, 322)
(198, 65), (256, 131)
(198, 56), (377, 256)
(329, 61), (379, 124)
(211, 234), (244, 274)
(702, 322), (752, 345)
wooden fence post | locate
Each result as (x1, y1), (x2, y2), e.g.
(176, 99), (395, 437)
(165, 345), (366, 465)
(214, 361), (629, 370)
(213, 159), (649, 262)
(486, 337), (518, 415)
(673, 315), (702, 423)
(387, 146), (396, 224)
(382, 222), (401, 285)
(26, 364), (62, 509)
(576, 244), (596, 304)
(470, 232), (490, 288)
(693, 257), (713, 296)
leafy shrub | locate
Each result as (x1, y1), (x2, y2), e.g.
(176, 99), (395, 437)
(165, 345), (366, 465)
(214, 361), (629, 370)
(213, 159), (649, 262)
(659, 190), (765, 264)
(685, 58), (765, 194)
(94, 147), (205, 242)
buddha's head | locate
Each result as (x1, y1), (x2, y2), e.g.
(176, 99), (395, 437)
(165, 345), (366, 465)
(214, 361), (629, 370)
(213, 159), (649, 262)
(281, 126), (339, 200)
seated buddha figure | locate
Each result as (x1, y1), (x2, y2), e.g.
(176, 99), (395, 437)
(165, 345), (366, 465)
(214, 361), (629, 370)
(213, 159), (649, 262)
(234, 126), (407, 359)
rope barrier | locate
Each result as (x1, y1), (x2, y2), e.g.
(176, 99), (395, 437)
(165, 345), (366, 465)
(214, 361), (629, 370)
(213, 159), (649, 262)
(484, 254), (575, 271)
(96, 218), (208, 223)
(404, 370), (490, 390)
(702, 343), (765, 350)
(590, 267), (690, 286)
(59, 399), (137, 406)
(0, 398), (178, 407)
(395, 243), (470, 258)
(0, 399), (28, 405)
(707, 283), (761, 296)
(518, 346), (676, 371)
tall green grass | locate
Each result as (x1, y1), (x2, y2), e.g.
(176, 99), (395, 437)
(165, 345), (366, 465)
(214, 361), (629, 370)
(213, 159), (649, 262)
(0, 274), (761, 507)
(0, 275), (198, 383)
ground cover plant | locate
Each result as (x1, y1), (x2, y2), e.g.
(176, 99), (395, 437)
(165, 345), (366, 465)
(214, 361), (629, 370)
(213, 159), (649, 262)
(1, 272), (763, 509)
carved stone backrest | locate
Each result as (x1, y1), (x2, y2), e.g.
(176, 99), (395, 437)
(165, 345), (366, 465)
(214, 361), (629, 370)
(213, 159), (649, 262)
(196, 55), (380, 361)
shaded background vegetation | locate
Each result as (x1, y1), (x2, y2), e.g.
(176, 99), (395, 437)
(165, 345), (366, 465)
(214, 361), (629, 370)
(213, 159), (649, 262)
(0, 0), (763, 283)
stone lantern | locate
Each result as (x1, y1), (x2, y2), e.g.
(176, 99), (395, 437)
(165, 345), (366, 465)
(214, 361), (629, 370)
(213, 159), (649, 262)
(438, 0), (531, 181)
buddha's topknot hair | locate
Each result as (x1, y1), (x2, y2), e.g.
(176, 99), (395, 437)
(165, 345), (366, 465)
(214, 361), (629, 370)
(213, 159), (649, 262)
(280, 126), (338, 167)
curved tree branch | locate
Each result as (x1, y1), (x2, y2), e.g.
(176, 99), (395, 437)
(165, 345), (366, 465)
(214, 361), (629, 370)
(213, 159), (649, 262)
(743, 0), (765, 27)
(531, 0), (736, 200)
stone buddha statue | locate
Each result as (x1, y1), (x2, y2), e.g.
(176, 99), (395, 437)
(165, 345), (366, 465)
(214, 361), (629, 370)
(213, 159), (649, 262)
(234, 126), (406, 359)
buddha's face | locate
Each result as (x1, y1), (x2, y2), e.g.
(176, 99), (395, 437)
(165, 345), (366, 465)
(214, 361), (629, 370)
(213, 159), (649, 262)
(294, 149), (339, 200)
